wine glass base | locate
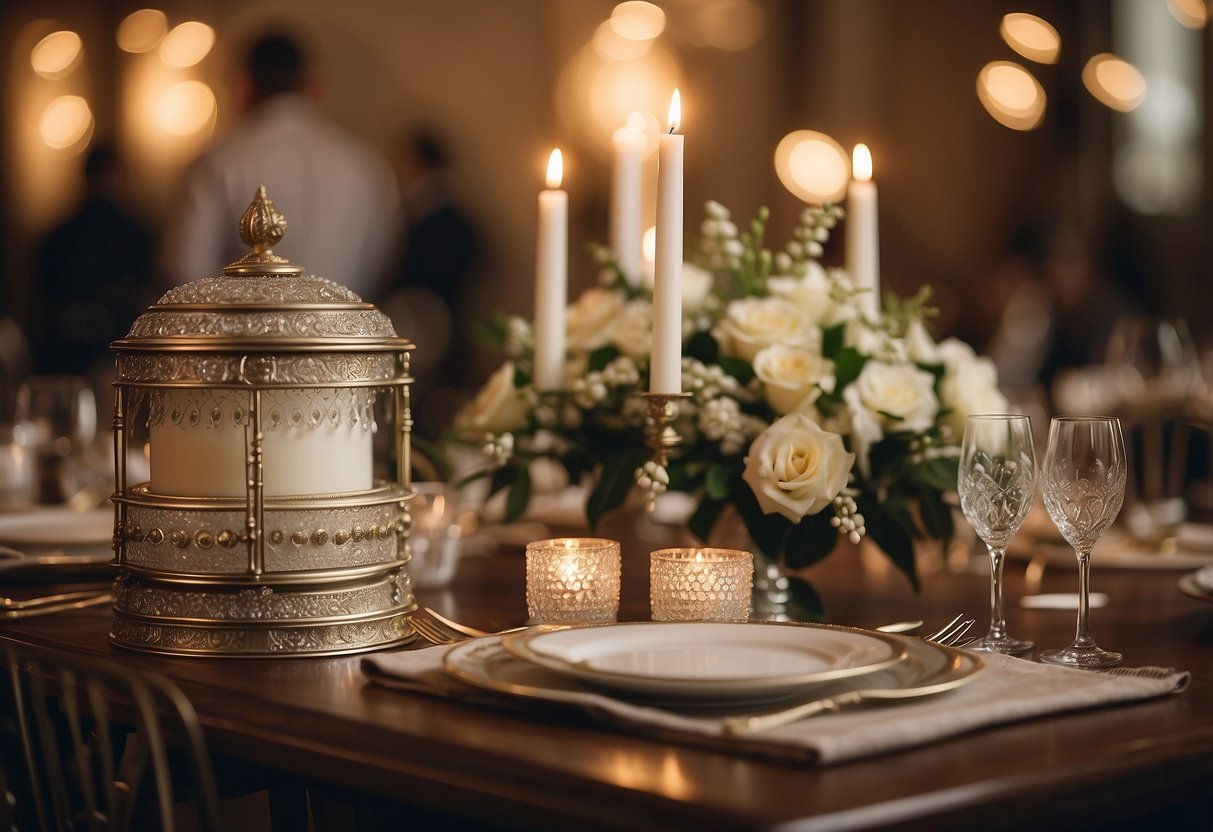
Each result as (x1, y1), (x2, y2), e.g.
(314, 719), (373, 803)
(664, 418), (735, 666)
(968, 635), (1034, 655)
(1039, 645), (1123, 667)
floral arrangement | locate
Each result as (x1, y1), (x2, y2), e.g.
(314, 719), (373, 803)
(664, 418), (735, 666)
(456, 201), (1007, 617)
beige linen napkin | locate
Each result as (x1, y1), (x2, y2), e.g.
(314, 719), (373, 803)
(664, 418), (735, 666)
(361, 643), (1188, 766)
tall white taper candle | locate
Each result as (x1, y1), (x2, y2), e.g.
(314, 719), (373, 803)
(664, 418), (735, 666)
(651, 91), (683, 395)
(845, 143), (880, 320)
(611, 112), (646, 287)
(534, 148), (567, 391)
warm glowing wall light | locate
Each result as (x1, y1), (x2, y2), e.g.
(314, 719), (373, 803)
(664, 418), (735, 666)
(160, 21), (214, 67)
(1000, 13), (1060, 64)
(977, 61), (1046, 130)
(1083, 53), (1147, 112)
(774, 130), (849, 204)
(593, 20), (652, 60)
(1167, 0), (1209, 29)
(31, 31), (83, 78)
(156, 80), (216, 135)
(118, 9), (168, 53)
(610, 2), (666, 41)
(40, 95), (94, 149)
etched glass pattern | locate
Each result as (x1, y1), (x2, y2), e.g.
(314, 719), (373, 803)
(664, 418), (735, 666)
(525, 538), (621, 624)
(959, 449), (1035, 549)
(650, 548), (753, 622)
(1043, 458), (1127, 553)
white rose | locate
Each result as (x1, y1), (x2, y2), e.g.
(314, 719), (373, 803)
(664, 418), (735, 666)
(742, 412), (855, 522)
(752, 343), (836, 415)
(713, 296), (818, 363)
(852, 360), (940, 433)
(681, 263), (714, 314)
(609, 300), (653, 361)
(842, 384), (885, 478)
(565, 287), (627, 352)
(766, 262), (853, 328)
(937, 338), (1009, 435)
(459, 362), (530, 434)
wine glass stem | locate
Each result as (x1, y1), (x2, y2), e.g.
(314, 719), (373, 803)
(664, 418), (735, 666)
(1073, 549), (1096, 649)
(988, 546), (1009, 640)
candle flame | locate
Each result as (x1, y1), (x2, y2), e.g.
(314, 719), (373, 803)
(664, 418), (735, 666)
(546, 148), (563, 189)
(694, 550), (704, 563)
(667, 89), (681, 133)
(852, 143), (873, 182)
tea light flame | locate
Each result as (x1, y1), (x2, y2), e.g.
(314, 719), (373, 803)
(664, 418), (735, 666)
(546, 148), (564, 189)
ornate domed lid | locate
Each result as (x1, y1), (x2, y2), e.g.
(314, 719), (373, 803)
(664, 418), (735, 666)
(112, 187), (409, 387)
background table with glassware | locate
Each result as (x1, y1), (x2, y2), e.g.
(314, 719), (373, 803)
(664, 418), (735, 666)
(2, 505), (1212, 831)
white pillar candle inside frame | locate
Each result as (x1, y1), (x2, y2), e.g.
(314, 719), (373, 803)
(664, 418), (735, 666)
(845, 143), (880, 320)
(533, 148), (568, 391)
(148, 389), (374, 497)
(611, 112), (646, 287)
(650, 91), (684, 395)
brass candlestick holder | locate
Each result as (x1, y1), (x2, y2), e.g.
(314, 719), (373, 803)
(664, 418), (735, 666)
(639, 392), (691, 512)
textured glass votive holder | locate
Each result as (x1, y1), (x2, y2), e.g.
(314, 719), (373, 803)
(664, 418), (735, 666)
(650, 547), (753, 622)
(525, 538), (621, 624)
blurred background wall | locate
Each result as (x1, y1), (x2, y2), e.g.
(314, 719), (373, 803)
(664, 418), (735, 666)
(0, 0), (1209, 390)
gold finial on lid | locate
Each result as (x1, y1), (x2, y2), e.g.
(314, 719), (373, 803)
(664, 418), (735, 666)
(223, 186), (304, 276)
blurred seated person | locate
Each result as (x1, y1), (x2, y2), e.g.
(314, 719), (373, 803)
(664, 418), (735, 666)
(159, 32), (397, 297)
(34, 142), (152, 378)
(380, 129), (479, 437)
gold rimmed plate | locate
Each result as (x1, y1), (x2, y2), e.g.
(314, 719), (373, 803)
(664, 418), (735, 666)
(443, 629), (979, 713)
(500, 621), (908, 703)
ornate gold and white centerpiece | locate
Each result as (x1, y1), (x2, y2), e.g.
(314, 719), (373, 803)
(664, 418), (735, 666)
(108, 187), (416, 656)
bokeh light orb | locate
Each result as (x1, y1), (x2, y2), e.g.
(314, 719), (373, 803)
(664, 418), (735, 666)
(31, 31), (83, 78)
(156, 80), (216, 136)
(1083, 53), (1146, 112)
(40, 95), (94, 150)
(610, 2), (666, 41)
(160, 21), (214, 68)
(977, 61), (1046, 130)
(774, 130), (849, 204)
(1000, 13), (1060, 64)
(117, 9), (168, 53)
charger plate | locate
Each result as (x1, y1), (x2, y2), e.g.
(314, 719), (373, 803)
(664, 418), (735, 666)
(1178, 566), (1213, 604)
(500, 622), (907, 703)
(445, 629), (979, 712)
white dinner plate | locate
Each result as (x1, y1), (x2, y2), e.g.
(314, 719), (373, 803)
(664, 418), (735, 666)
(0, 508), (112, 548)
(444, 630), (978, 712)
(500, 621), (907, 702)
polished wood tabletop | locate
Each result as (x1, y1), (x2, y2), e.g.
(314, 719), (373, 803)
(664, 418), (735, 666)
(3, 511), (1213, 831)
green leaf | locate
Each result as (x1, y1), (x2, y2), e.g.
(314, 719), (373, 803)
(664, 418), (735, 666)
(733, 484), (791, 561)
(910, 456), (959, 492)
(704, 465), (734, 500)
(833, 347), (867, 389)
(487, 465), (518, 500)
(684, 330), (719, 364)
(916, 490), (954, 540)
(688, 497), (727, 543)
(784, 511), (838, 569)
(719, 356), (756, 384)
(586, 447), (647, 531)
(587, 345), (621, 373)
(821, 324), (845, 359)
(503, 465), (532, 523)
(859, 495), (919, 592)
(786, 576), (825, 621)
(455, 467), (494, 490)
(412, 434), (453, 481)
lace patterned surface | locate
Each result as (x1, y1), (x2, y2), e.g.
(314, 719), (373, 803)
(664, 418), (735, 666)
(126, 309), (396, 340)
(1043, 459), (1127, 552)
(959, 450), (1036, 549)
(146, 388), (378, 433)
(155, 274), (362, 305)
(122, 503), (400, 574)
(114, 577), (404, 620)
(118, 354), (399, 385)
(109, 611), (415, 655)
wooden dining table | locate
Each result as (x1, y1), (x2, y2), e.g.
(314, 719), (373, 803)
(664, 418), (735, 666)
(3, 509), (1213, 831)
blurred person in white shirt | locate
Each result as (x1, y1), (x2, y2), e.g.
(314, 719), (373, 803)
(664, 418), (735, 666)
(159, 32), (398, 297)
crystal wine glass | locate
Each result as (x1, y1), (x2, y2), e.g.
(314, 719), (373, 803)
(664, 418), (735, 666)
(1040, 416), (1127, 667)
(958, 414), (1037, 654)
